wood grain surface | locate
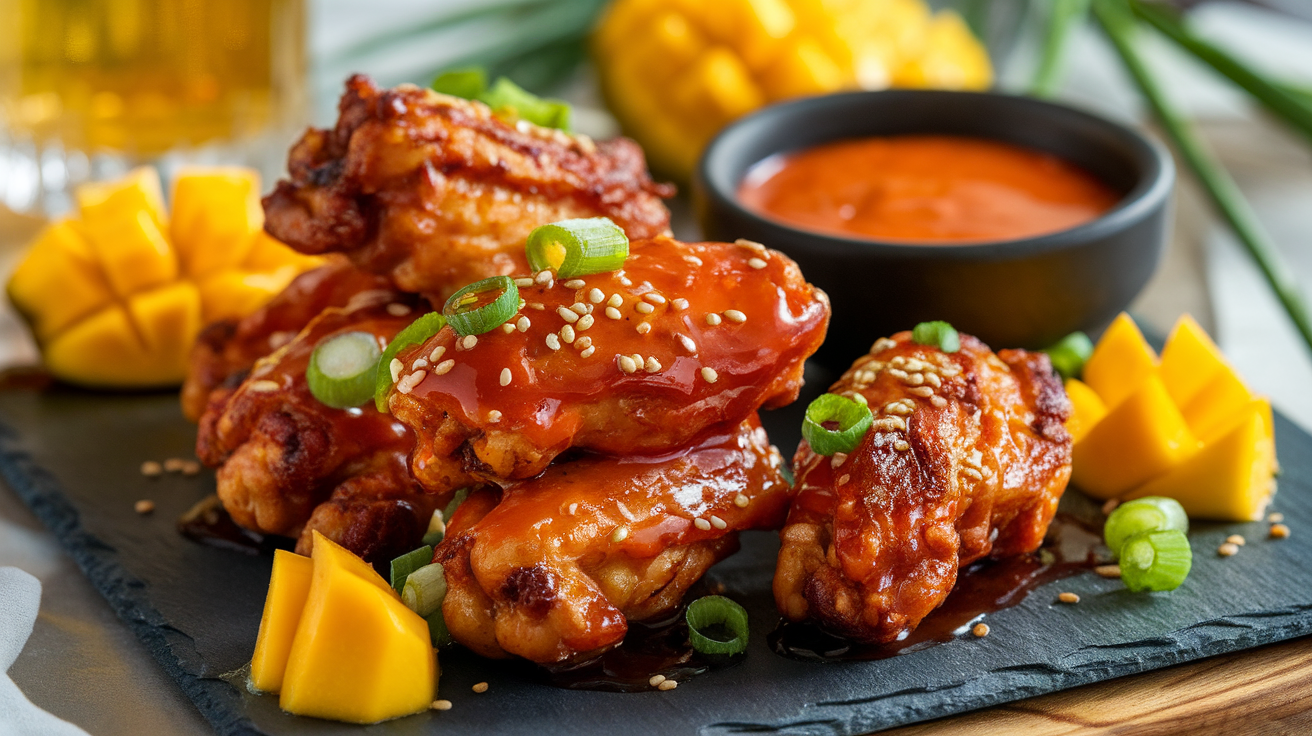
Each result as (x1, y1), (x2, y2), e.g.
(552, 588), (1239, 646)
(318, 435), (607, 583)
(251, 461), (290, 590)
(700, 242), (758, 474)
(882, 635), (1312, 735)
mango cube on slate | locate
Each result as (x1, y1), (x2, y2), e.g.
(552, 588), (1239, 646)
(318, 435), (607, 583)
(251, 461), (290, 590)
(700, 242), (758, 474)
(1181, 362), (1256, 443)
(1127, 399), (1276, 521)
(1071, 374), (1200, 500)
(250, 550), (313, 694)
(1158, 314), (1227, 408)
(280, 531), (437, 724)
(1064, 378), (1106, 445)
(1082, 313), (1158, 410)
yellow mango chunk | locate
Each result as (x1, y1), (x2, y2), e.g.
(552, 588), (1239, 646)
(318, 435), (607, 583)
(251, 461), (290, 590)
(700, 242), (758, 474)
(43, 306), (151, 388)
(6, 222), (114, 343)
(281, 532), (437, 724)
(1065, 378), (1107, 445)
(1181, 362), (1254, 442)
(197, 267), (301, 324)
(127, 282), (202, 378)
(250, 550), (313, 694)
(171, 168), (262, 279)
(761, 36), (847, 99)
(77, 208), (177, 300)
(75, 167), (166, 232)
(240, 230), (322, 273)
(1126, 401), (1275, 521)
(1159, 314), (1228, 407)
(1083, 313), (1158, 409)
(1072, 375), (1200, 500)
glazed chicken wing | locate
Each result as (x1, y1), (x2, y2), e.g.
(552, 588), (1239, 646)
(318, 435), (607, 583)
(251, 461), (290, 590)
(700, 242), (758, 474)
(387, 236), (830, 495)
(263, 74), (674, 301)
(435, 416), (791, 663)
(774, 332), (1072, 643)
(195, 296), (441, 563)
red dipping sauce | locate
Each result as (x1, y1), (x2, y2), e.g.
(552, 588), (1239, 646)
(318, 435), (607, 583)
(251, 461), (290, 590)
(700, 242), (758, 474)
(737, 135), (1120, 243)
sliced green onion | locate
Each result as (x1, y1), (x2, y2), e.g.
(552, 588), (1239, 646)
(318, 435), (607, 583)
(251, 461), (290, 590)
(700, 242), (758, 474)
(401, 562), (447, 618)
(802, 394), (873, 456)
(389, 545), (434, 594)
(912, 321), (961, 353)
(525, 218), (629, 278)
(1105, 496), (1188, 559)
(1031, 0), (1092, 98)
(426, 608), (453, 648)
(442, 488), (469, 523)
(1118, 529), (1192, 592)
(374, 312), (448, 413)
(443, 276), (519, 337)
(1043, 331), (1095, 380)
(421, 509), (445, 548)
(686, 595), (749, 655)
(478, 77), (571, 131)
(306, 331), (382, 409)
(432, 67), (487, 100)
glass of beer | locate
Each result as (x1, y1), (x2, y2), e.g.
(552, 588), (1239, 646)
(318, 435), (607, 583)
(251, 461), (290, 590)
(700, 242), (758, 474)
(0, 0), (306, 216)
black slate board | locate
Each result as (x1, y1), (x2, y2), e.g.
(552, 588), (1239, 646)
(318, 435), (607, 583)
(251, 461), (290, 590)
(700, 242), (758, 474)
(4, 375), (1312, 736)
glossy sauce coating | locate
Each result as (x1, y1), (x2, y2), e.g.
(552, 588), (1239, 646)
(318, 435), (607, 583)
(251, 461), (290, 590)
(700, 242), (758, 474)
(738, 135), (1119, 243)
(389, 236), (829, 493)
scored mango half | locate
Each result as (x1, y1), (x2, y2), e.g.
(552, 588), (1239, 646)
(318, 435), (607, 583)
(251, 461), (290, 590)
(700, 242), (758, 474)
(7, 168), (321, 388)
(1069, 312), (1277, 521)
(592, 0), (992, 181)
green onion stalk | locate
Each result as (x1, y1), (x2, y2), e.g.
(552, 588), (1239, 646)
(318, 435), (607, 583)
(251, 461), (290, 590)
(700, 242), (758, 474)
(1031, 0), (1092, 98)
(1093, 0), (1312, 359)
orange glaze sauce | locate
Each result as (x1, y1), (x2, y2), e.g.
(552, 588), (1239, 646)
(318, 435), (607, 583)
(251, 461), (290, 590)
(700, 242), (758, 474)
(737, 135), (1120, 243)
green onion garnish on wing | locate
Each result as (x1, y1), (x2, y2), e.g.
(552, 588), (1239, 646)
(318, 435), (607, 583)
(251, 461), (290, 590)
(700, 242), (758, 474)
(432, 67), (488, 100)
(401, 562), (448, 618)
(479, 77), (571, 130)
(911, 321), (961, 353)
(374, 312), (448, 413)
(802, 393), (874, 456)
(389, 545), (435, 594)
(443, 488), (469, 523)
(1104, 496), (1189, 557)
(686, 595), (750, 655)
(1042, 331), (1095, 380)
(1118, 529), (1192, 592)
(426, 608), (453, 648)
(306, 331), (382, 409)
(526, 218), (629, 278)
(443, 276), (519, 337)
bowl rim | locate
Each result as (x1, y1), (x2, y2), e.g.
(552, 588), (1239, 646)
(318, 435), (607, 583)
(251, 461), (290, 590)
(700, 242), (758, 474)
(696, 88), (1176, 261)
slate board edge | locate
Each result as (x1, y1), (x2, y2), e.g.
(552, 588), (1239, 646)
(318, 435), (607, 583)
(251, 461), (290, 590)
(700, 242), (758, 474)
(0, 420), (264, 736)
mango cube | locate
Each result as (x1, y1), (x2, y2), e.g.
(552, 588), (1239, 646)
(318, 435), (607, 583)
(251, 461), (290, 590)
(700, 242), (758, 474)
(1158, 314), (1227, 408)
(1180, 363), (1255, 443)
(1064, 378), (1106, 445)
(250, 550), (313, 694)
(1071, 374), (1200, 500)
(1082, 313), (1158, 410)
(279, 531), (437, 724)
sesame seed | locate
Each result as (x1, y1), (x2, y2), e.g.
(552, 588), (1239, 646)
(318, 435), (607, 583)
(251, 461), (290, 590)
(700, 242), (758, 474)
(568, 502), (579, 515)
(735, 238), (766, 252)
(658, 679), (678, 691)
(571, 302), (589, 315)
(502, 323), (515, 334)
(516, 316), (531, 332)
(838, 474), (851, 485)
(135, 499), (155, 514)
(631, 353), (643, 366)
(694, 518), (712, 531)
(710, 515), (727, 530)
(386, 303), (411, 316)
(636, 323), (652, 335)
(611, 526), (629, 543)
(515, 277), (534, 287)
(576, 336), (593, 350)
(649, 675), (666, 687)
(608, 293), (623, 308)
(678, 335), (697, 353)
(734, 493), (749, 507)
(672, 298), (689, 311)
(181, 460), (200, 476)
(529, 302), (545, 310)
(397, 370), (426, 394)
(557, 306), (579, 323)
(576, 314), (594, 331)
(500, 368), (512, 386)
(930, 395), (948, 408)
(164, 458), (186, 473)
(645, 356), (662, 372)
(961, 467), (984, 481)
(389, 359), (404, 383)
(535, 270), (553, 285)
(1271, 523), (1291, 539)
(429, 346), (446, 362)
(546, 333), (562, 351)
(433, 359), (455, 376)
(1226, 534), (1246, 546)
(701, 367), (718, 383)
(472, 682), (489, 693)
(831, 453), (847, 468)
(580, 347), (596, 358)
(620, 277), (633, 286)
(412, 358), (430, 370)
(518, 299), (526, 310)
(487, 410), (502, 423)
(684, 255), (704, 266)
(644, 293), (667, 305)
(617, 355), (638, 373)
(748, 257), (767, 270)
(461, 334), (478, 350)
(972, 623), (990, 638)
(872, 337), (897, 353)
(905, 373), (925, 386)
(1095, 564), (1121, 578)
(1218, 542), (1239, 557)
(885, 402), (911, 415)
(1058, 592), (1080, 604)
(247, 379), (281, 393)
(564, 279), (586, 289)
(561, 325), (576, 343)
(908, 386), (935, 397)
(852, 393), (868, 405)
(1269, 512), (1285, 523)
(605, 306), (622, 320)
(925, 372), (942, 388)
(705, 313), (722, 326)
(723, 309), (746, 323)
(589, 288), (605, 303)
(636, 302), (655, 314)
(432, 700), (453, 711)
(893, 440), (910, 451)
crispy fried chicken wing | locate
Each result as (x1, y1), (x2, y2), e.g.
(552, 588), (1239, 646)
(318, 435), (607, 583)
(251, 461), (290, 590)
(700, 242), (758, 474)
(195, 296), (440, 562)
(774, 332), (1072, 643)
(435, 416), (790, 663)
(263, 74), (674, 300)
(387, 236), (830, 495)
(182, 259), (398, 421)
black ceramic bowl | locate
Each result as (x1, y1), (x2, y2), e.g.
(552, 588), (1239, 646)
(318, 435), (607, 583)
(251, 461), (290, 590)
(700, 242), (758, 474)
(695, 89), (1174, 367)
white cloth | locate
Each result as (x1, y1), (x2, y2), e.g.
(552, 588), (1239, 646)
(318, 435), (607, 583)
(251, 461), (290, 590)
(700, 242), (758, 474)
(0, 567), (90, 736)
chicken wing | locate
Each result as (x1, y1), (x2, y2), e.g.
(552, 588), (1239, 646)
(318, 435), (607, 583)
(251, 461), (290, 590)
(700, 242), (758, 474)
(182, 258), (398, 421)
(435, 415), (790, 663)
(262, 74), (675, 301)
(195, 295), (441, 562)
(387, 236), (830, 495)
(774, 332), (1071, 644)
